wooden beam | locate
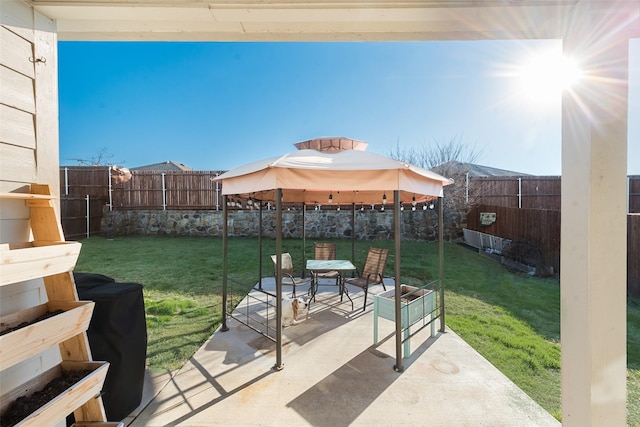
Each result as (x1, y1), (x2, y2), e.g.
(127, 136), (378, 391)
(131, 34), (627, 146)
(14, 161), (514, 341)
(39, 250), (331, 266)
(32, 1), (580, 41)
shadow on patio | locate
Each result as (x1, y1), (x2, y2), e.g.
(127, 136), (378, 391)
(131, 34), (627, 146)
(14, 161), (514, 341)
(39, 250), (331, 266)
(127, 279), (559, 426)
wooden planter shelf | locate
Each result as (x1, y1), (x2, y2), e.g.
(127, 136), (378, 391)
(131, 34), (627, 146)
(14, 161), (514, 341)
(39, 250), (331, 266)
(0, 184), (110, 425)
(0, 192), (54, 201)
(0, 241), (82, 287)
(72, 423), (124, 427)
(0, 190), (55, 214)
(0, 361), (109, 427)
(0, 301), (95, 370)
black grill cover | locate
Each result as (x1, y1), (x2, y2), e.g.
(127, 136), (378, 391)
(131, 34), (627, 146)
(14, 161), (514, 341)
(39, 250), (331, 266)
(74, 272), (147, 421)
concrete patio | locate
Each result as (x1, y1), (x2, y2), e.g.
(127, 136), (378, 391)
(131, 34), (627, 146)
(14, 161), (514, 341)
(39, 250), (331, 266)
(126, 279), (560, 427)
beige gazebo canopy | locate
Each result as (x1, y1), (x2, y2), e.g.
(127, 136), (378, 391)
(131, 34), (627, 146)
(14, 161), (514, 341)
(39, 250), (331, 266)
(216, 148), (452, 205)
(215, 147), (452, 372)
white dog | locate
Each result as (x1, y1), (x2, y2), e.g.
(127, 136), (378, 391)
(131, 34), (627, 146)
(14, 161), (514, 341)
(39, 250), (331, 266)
(281, 296), (308, 327)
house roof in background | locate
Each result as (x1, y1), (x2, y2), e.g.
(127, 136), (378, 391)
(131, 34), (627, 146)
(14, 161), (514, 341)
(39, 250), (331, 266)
(432, 161), (530, 177)
(130, 161), (193, 171)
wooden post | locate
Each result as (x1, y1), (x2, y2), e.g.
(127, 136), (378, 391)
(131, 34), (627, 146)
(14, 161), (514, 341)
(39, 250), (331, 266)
(561, 1), (632, 424)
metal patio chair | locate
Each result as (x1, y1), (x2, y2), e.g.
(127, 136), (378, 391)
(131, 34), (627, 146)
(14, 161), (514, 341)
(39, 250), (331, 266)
(310, 242), (341, 297)
(271, 253), (310, 298)
(344, 247), (389, 311)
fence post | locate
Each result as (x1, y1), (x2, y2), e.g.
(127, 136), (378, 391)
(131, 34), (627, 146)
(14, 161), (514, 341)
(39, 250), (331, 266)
(108, 166), (113, 211)
(215, 172), (220, 211)
(64, 167), (69, 195)
(162, 173), (167, 211)
(518, 177), (522, 209)
(465, 172), (469, 204)
(86, 194), (90, 238)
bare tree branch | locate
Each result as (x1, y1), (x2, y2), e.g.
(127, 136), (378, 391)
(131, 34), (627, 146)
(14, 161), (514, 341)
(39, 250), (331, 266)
(68, 147), (123, 166)
(389, 135), (483, 170)
(389, 136), (484, 211)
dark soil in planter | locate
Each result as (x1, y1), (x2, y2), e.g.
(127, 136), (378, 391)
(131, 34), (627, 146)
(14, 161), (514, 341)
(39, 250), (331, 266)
(0, 369), (92, 427)
(387, 293), (421, 303)
(0, 310), (64, 336)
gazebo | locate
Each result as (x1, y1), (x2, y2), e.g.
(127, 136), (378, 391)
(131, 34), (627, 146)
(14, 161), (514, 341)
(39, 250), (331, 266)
(214, 141), (453, 371)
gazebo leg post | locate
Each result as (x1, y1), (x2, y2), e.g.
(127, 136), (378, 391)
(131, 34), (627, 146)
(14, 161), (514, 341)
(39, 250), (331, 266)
(393, 190), (404, 372)
(301, 203), (306, 278)
(221, 194), (229, 332)
(258, 197), (263, 290)
(438, 196), (445, 333)
(351, 203), (356, 273)
(275, 188), (284, 369)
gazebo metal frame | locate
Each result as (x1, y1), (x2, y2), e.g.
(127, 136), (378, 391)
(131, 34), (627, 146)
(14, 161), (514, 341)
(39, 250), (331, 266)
(216, 148), (452, 372)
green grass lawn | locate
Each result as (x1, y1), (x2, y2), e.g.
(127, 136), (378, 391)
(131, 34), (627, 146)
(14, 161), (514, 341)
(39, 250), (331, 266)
(74, 235), (639, 424)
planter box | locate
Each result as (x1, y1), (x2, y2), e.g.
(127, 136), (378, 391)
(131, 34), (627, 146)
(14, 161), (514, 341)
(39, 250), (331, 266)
(0, 241), (82, 287)
(374, 285), (436, 358)
(0, 301), (95, 371)
(0, 361), (109, 427)
(375, 285), (435, 324)
(72, 423), (124, 427)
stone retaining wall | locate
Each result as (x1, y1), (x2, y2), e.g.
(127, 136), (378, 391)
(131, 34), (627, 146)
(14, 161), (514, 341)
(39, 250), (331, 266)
(102, 208), (466, 242)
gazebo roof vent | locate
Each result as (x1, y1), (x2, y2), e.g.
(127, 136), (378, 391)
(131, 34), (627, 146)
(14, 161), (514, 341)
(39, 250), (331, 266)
(294, 137), (368, 152)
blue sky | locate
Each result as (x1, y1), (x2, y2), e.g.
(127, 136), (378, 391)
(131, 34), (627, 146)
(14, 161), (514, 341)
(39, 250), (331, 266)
(58, 40), (639, 175)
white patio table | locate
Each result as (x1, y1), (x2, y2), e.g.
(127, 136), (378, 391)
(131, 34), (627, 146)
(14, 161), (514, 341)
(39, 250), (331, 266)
(305, 259), (356, 308)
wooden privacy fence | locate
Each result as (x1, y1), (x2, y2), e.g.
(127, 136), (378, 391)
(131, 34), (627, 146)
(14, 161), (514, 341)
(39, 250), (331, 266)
(467, 175), (640, 213)
(467, 204), (640, 298)
(60, 166), (111, 198)
(466, 204), (561, 272)
(59, 167), (225, 238)
(113, 170), (222, 210)
(60, 167), (226, 211)
(60, 195), (108, 239)
(60, 167), (640, 213)
(631, 176), (640, 213)
(629, 214), (640, 298)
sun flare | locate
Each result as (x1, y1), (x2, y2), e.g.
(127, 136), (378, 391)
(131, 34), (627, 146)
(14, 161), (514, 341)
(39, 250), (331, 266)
(517, 51), (582, 105)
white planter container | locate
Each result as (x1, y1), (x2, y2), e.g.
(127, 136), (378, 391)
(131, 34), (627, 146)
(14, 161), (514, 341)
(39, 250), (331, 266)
(374, 284), (436, 358)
